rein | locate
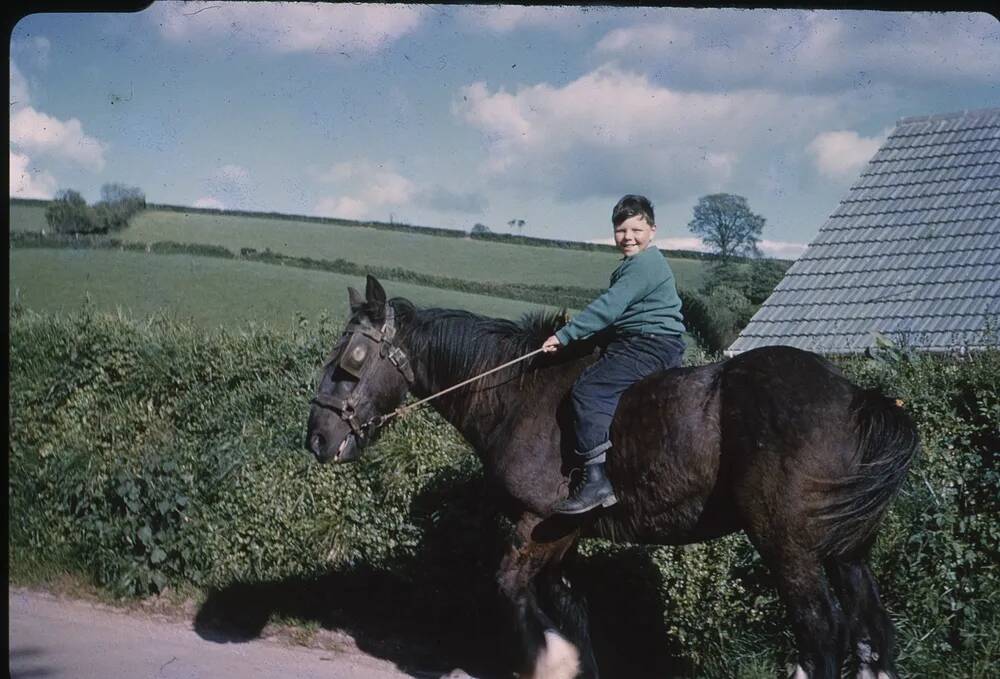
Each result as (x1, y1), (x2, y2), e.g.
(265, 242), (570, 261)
(366, 346), (547, 431)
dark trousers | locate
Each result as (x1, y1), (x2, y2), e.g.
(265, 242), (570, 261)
(571, 333), (685, 458)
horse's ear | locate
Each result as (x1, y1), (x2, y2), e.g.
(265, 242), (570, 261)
(365, 275), (386, 305)
(348, 286), (364, 311)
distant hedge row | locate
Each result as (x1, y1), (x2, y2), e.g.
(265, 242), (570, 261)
(239, 247), (602, 309)
(9, 230), (595, 309)
(9, 230), (233, 259)
(8, 230), (747, 350)
(8, 308), (999, 677)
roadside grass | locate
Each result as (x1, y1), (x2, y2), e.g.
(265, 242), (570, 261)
(121, 209), (712, 291)
(9, 248), (551, 329)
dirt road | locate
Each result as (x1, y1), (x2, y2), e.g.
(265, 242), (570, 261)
(9, 587), (474, 679)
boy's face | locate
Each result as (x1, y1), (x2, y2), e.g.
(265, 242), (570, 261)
(614, 214), (656, 257)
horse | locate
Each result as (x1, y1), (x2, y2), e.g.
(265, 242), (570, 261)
(305, 275), (919, 679)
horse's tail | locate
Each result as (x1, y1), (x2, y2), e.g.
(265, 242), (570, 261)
(814, 389), (920, 558)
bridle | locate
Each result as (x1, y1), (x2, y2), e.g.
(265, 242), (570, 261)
(309, 303), (415, 442)
(309, 302), (547, 443)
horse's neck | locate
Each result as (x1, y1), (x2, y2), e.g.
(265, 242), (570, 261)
(402, 325), (530, 452)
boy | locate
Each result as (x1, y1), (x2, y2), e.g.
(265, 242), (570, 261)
(541, 194), (686, 514)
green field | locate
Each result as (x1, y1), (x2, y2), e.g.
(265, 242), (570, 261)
(9, 248), (552, 330)
(9, 202), (50, 233)
(120, 210), (710, 291)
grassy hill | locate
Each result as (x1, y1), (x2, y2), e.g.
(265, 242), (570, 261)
(9, 200), (781, 346)
(9, 248), (547, 330)
(120, 209), (711, 291)
(9, 200), (50, 233)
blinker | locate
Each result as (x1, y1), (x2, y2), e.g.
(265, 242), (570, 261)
(338, 333), (371, 378)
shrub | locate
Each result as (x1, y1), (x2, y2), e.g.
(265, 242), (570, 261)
(45, 189), (103, 234)
(43, 184), (147, 235)
(8, 310), (998, 675)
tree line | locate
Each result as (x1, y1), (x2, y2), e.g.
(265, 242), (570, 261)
(44, 183), (146, 235)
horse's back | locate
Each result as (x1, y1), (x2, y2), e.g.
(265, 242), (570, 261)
(601, 360), (732, 542)
(597, 345), (860, 544)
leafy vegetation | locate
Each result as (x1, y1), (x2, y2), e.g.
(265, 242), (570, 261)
(44, 184), (146, 235)
(8, 309), (997, 677)
(688, 193), (767, 260)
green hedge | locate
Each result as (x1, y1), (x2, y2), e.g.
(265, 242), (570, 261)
(8, 309), (998, 676)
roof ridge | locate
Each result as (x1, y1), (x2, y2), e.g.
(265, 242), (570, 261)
(897, 106), (1000, 126)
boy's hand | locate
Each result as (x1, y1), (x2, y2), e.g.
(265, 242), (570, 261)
(542, 335), (562, 353)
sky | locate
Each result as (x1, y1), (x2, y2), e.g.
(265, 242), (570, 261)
(9, 4), (1000, 258)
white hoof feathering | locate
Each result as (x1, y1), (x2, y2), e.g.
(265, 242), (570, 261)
(525, 630), (580, 679)
(876, 673), (894, 679)
(790, 665), (809, 679)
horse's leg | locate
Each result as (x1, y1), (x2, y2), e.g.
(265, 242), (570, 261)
(772, 554), (849, 679)
(497, 514), (583, 679)
(537, 552), (599, 679)
(826, 558), (898, 679)
(746, 521), (848, 679)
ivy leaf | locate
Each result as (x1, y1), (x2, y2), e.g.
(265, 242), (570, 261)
(138, 525), (153, 546)
(150, 547), (167, 564)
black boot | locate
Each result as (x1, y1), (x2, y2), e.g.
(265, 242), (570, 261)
(552, 459), (618, 515)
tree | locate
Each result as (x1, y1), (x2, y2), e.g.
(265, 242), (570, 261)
(100, 182), (145, 205)
(471, 223), (491, 235)
(93, 183), (146, 231)
(688, 194), (765, 261)
(45, 189), (101, 234)
(507, 218), (526, 235)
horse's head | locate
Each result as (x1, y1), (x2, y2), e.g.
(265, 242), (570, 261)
(305, 275), (414, 463)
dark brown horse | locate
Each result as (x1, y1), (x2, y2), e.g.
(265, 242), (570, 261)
(305, 276), (918, 679)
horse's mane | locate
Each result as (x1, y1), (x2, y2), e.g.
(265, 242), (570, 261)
(374, 297), (585, 393)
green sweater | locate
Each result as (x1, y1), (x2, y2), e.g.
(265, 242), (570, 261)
(555, 245), (685, 344)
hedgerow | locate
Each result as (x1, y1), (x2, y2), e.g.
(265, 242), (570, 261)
(8, 308), (998, 676)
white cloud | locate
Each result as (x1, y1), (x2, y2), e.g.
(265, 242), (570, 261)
(315, 159), (416, 220)
(152, 2), (424, 56)
(314, 159), (487, 219)
(455, 6), (580, 33)
(593, 11), (1000, 92)
(193, 197), (225, 210)
(453, 63), (839, 202)
(596, 22), (692, 54)
(758, 239), (808, 260)
(9, 105), (107, 171)
(10, 151), (57, 199)
(807, 129), (887, 180)
(316, 196), (368, 220)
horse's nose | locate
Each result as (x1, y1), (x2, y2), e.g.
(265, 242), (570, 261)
(308, 432), (326, 458)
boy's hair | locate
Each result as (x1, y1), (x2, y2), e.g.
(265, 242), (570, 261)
(612, 194), (655, 227)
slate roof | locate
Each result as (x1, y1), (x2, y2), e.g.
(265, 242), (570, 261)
(728, 107), (1000, 356)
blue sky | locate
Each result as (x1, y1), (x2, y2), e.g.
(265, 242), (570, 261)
(10, 5), (999, 258)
